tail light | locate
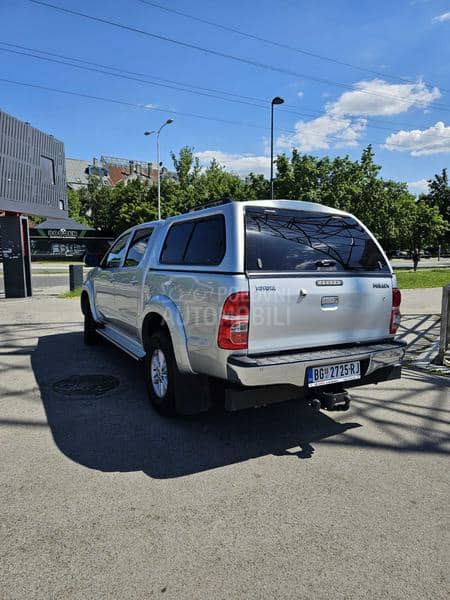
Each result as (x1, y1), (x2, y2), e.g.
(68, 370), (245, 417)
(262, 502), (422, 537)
(390, 287), (402, 334)
(218, 292), (249, 350)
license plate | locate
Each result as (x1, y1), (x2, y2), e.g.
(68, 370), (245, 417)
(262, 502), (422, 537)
(307, 361), (361, 387)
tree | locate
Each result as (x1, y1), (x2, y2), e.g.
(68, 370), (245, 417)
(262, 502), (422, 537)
(67, 188), (89, 225)
(170, 146), (200, 188)
(77, 176), (117, 233)
(243, 173), (270, 199)
(421, 169), (450, 244)
(409, 200), (448, 251)
(65, 145), (447, 254)
(112, 179), (156, 235)
(271, 145), (427, 254)
(427, 168), (450, 220)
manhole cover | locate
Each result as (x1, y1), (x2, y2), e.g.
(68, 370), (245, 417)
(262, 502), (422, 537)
(53, 374), (120, 397)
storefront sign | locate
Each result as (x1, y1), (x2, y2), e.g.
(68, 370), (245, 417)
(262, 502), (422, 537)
(47, 229), (79, 239)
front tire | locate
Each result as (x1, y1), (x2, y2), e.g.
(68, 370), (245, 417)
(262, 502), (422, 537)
(145, 330), (177, 416)
(83, 306), (98, 346)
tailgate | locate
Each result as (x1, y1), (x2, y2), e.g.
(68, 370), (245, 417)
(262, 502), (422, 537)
(248, 275), (393, 354)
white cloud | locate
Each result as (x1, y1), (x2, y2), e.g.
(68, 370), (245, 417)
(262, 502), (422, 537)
(277, 115), (367, 152)
(384, 121), (450, 156)
(195, 150), (270, 175)
(408, 179), (429, 194)
(297, 91), (304, 98)
(327, 79), (440, 117)
(276, 78), (440, 152)
(432, 12), (450, 23)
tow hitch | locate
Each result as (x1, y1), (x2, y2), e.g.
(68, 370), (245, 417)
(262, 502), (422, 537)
(310, 389), (351, 411)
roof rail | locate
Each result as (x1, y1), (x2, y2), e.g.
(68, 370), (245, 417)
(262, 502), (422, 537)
(192, 197), (238, 211)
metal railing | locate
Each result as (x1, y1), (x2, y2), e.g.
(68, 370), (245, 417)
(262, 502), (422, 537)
(438, 284), (450, 364)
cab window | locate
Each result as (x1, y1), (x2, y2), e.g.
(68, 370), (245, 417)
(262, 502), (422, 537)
(124, 228), (154, 267)
(101, 233), (131, 268)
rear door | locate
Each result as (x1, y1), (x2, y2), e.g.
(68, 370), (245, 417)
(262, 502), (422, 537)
(245, 207), (393, 354)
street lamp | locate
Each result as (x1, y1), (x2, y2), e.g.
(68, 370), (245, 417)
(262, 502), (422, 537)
(270, 96), (284, 200)
(144, 117), (174, 220)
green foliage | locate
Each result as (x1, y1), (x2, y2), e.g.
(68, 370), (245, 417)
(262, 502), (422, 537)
(242, 172), (270, 199)
(58, 288), (82, 298)
(112, 179), (157, 234)
(420, 169), (450, 244)
(67, 189), (90, 225)
(409, 200), (448, 251)
(67, 145), (449, 253)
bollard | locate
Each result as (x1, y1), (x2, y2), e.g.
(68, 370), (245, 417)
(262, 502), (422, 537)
(437, 284), (450, 364)
(69, 264), (84, 292)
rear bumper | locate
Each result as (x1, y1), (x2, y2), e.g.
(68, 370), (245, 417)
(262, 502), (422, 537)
(227, 340), (406, 388)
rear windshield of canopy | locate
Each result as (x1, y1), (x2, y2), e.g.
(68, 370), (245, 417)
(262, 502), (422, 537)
(245, 208), (389, 273)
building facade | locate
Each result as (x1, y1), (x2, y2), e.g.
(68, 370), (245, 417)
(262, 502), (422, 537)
(0, 110), (67, 218)
(65, 155), (173, 190)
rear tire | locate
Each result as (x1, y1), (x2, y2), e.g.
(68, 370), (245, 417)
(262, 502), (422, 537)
(144, 330), (177, 416)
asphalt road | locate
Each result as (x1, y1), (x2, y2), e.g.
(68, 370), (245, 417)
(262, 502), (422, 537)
(0, 297), (449, 599)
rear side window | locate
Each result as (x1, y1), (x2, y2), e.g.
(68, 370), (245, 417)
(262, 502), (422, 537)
(184, 218), (225, 265)
(160, 215), (226, 266)
(245, 208), (389, 273)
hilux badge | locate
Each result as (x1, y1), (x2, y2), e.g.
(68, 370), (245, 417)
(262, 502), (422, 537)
(373, 283), (389, 289)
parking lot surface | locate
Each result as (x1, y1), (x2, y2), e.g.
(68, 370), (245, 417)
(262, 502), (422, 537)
(1, 297), (449, 599)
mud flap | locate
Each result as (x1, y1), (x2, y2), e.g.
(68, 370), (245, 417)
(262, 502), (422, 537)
(174, 372), (212, 415)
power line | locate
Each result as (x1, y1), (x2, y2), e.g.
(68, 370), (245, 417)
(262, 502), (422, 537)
(136, 0), (450, 95)
(28, 0), (450, 113)
(0, 76), (389, 146)
(0, 76), (257, 127)
(0, 42), (414, 135)
(0, 46), (269, 110)
(0, 42), (268, 102)
(0, 41), (416, 128)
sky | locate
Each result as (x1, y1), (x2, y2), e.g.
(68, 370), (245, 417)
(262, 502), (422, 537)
(1, 0), (450, 195)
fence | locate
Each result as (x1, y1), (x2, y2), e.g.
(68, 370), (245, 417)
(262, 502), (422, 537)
(438, 284), (450, 364)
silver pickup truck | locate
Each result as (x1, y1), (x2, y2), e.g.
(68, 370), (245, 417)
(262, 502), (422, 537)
(82, 199), (406, 415)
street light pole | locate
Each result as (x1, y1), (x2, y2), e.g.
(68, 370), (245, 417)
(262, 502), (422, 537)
(145, 118), (174, 220)
(270, 96), (284, 200)
(156, 130), (161, 219)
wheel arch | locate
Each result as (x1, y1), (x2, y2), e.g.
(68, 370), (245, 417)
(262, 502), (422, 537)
(80, 281), (102, 323)
(140, 296), (194, 374)
(142, 312), (168, 346)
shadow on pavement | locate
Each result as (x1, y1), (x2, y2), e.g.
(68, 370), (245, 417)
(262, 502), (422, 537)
(29, 331), (365, 478)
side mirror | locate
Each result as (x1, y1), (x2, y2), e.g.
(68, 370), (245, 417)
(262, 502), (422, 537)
(84, 253), (101, 267)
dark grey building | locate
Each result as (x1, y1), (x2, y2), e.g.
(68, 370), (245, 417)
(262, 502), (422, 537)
(0, 110), (67, 218)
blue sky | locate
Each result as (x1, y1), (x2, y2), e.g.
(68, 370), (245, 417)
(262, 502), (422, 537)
(1, 0), (450, 194)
